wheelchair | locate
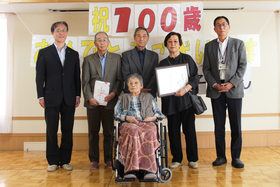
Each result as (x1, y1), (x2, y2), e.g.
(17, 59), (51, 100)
(111, 120), (172, 183)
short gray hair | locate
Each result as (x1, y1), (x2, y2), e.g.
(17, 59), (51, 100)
(94, 31), (109, 41)
(133, 27), (149, 37)
(127, 73), (143, 85)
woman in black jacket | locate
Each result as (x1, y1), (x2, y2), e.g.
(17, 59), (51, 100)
(158, 32), (199, 169)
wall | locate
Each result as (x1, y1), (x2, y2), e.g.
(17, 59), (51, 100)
(8, 9), (280, 149)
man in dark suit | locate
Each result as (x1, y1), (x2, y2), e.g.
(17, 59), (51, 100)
(36, 21), (81, 172)
(82, 32), (122, 169)
(122, 27), (159, 98)
(203, 16), (247, 168)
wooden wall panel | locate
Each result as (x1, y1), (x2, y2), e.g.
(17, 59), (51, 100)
(267, 132), (280, 146)
(0, 130), (279, 151)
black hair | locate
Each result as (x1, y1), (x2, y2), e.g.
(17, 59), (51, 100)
(164, 32), (183, 47)
(51, 21), (68, 33)
(213, 16), (230, 27)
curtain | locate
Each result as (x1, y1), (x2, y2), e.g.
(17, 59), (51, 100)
(0, 14), (13, 133)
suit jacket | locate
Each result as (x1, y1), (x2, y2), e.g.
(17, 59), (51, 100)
(36, 44), (81, 107)
(122, 47), (159, 97)
(82, 52), (123, 110)
(203, 37), (247, 99)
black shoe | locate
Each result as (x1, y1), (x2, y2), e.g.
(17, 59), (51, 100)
(232, 158), (244, 168)
(212, 157), (227, 166)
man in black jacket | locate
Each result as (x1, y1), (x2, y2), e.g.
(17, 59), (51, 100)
(36, 21), (81, 172)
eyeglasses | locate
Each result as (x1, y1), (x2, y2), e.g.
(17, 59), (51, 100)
(135, 35), (148, 39)
(96, 38), (109, 43)
(54, 29), (68, 33)
(215, 23), (228, 28)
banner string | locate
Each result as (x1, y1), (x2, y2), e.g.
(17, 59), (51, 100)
(258, 1), (280, 35)
(9, 4), (34, 36)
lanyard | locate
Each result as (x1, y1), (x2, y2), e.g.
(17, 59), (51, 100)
(218, 41), (228, 64)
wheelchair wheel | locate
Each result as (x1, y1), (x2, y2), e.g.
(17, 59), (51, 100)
(110, 126), (117, 171)
(159, 168), (172, 183)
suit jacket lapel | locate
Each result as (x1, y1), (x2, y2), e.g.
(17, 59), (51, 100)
(131, 48), (143, 74)
(50, 44), (63, 68)
(92, 53), (103, 79)
(225, 37), (233, 79)
(64, 47), (72, 68)
(211, 40), (219, 70)
(104, 52), (112, 80)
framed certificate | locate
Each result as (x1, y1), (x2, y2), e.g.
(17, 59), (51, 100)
(156, 63), (189, 97)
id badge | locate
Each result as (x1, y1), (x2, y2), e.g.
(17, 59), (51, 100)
(219, 64), (226, 70)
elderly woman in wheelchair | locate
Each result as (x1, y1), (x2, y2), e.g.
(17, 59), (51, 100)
(114, 73), (165, 180)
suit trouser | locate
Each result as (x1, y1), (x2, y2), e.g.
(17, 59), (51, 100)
(45, 99), (75, 166)
(167, 107), (198, 163)
(87, 106), (114, 163)
(211, 92), (242, 160)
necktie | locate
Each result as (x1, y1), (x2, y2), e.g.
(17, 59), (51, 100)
(139, 51), (144, 69)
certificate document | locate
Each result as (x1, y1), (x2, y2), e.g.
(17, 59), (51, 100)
(93, 80), (110, 106)
(156, 64), (189, 97)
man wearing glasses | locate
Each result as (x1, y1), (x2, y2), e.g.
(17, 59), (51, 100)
(36, 21), (81, 172)
(122, 27), (159, 98)
(82, 32), (122, 170)
(203, 16), (247, 168)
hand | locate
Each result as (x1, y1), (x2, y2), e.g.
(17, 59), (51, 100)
(175, 88), (187, 97)
(104, 92), (116, 102)
(125, 116), (139, 124)
(221, 82), (234, 92)
(174, 84), (192, 97)
(88, 98), (99, 106)
(39, 98), (45, 109)
(141, 88), (151, 93)
(75, 97), (80, 108)
(214, 84), (227, 92)
(143, 116), (157, 122)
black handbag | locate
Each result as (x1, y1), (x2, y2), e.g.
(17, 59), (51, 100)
(188, 92), (207, 115)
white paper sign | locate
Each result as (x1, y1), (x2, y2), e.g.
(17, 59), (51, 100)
(237, 34), (260, 67)
(157, 4), (180, 36)
(123, 38), (136, 51)
(135, 4), (158, 37)
(112, 4), (135, 37)
(30, 35), (78, 67)
(147, 38), (168, 62)
(89, 3), (112, 36)
(180, 2), (203, 34)
(94, 80), (110, 106)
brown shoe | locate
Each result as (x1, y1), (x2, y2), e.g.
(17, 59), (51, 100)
(105, 161), (112, 168)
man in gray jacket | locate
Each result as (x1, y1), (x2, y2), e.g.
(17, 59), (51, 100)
(82, 32), (122, 169)
(203, 16), (247, 168)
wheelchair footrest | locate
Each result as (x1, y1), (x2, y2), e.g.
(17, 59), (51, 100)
(115, 178), (135, 183)
(139, 178), (159, 183)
